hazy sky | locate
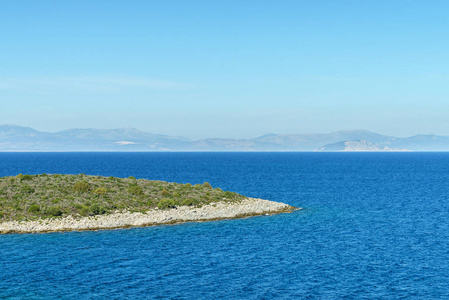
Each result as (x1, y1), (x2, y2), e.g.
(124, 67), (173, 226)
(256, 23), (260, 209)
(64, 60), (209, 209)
(1, 1), (449, 139)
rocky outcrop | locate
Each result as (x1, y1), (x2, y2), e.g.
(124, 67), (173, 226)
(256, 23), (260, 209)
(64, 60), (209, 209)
(0, 198), (298, 234)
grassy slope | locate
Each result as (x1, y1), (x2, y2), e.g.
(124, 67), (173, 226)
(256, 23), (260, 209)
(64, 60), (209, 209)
(0, 174), (245, 222)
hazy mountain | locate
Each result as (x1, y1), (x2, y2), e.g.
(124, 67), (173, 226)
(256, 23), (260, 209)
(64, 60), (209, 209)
(2, 125), (449, 151)
(252, 130), (394, 150)
(56, 128), (179, 142)
(317, 135), (449, 152)
(390, 135), (449, 151)
(0, 124), (41, 136)
(0, 125), (64, 150)
(0, 125), (189, 151)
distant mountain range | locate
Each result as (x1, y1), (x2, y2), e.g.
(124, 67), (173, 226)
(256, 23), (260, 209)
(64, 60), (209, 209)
(2, 124), (449, 151)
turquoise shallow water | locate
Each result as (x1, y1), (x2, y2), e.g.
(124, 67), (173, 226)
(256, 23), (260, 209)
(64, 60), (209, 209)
(1, 152), (449, 299)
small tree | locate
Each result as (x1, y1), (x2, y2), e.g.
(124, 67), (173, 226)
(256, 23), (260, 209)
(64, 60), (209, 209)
(128, 185), (144, 196)
(21, 174), (33, 181)
(224, 191), (235, 199)
(46, 206), (63, 217)
(90, 204), (106, 215)
(94, 187), (107, 195)
(181, 199), (198, 206)
(28, 204), (40, 213)
(161, 189), (171, 197)
(158, 199), (176, 209)
(73, 181), (90, 192)
(202, 182), (212, 189)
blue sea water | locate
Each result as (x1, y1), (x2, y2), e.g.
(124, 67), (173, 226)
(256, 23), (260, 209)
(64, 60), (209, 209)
(1, 152), (449, 299)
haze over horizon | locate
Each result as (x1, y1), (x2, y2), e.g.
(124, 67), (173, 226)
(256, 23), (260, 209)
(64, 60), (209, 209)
(1, 1), (449, 139)
(4, 124), (449, 152)
(0, 123), (441, 141)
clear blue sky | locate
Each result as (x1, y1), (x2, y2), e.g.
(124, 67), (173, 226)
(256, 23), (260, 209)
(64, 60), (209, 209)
(1, 0), (448, 139)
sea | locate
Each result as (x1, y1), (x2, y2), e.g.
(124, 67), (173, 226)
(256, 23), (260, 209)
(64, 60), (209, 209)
(1, 152), (449, 299)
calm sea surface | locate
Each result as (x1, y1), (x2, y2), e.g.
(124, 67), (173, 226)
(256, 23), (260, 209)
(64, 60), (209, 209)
(1, 152), (449, 299)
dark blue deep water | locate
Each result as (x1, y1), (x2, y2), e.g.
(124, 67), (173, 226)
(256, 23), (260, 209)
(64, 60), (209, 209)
(1, 152), (449, 299)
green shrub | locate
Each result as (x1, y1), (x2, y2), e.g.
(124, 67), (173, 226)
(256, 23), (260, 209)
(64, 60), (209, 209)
(158, 198), (176, 209)
(21, 174), (33, 181)
(46, 206), (63, 217)
(79, 206), (91, 216)
(28, 204), (40, 212)
(181, 198), (198, 206)
(185, 183), (192, 187)
(21, 185), (35, 194)
(128, 176), (136, 180)
(128, 185), (144, 196)
(13, 193), (23, 200)
(73, 181), (90, 192)
(94, 187), (107, 195)
(16, 174), (24, 179)
(224, 191), (235, 199)
(161, 189), (171, 197)
(202, 182), (212, 189)
(90, 204), (106, 215)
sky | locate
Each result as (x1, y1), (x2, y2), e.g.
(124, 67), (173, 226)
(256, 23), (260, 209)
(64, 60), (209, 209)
(1, 0), (449, 139)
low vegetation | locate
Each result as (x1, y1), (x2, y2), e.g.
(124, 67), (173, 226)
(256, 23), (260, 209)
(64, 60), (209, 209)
(0, 174), (245, 221)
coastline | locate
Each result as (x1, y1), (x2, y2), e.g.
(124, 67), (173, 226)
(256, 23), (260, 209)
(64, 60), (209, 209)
(0, 198), (298, 234)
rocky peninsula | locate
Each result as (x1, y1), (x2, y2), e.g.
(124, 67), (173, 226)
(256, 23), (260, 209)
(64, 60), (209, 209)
(0, 197), (296, 234)
(0, 174), (297, 234)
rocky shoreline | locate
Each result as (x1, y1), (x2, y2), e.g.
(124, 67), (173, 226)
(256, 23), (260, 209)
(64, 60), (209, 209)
(0, 198), (298, 234)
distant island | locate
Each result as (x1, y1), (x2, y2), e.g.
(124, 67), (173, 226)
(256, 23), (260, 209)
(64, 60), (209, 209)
(0, 174), (296, 234)
(316, 140), (410, 152)
(2, 124), (449, 151)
